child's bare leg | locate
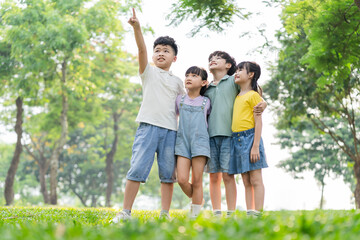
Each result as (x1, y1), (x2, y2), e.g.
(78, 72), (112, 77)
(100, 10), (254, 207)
(177, 156), (192, 198)
(191, 156), (207, 204)
(249, 169), (264, 211)
(242, 172), (255, 210)
(222, 173), (237, 211)
(161, 182), (174, 211)
(123, 180), (141, 210)
(209, 172), (222, 210)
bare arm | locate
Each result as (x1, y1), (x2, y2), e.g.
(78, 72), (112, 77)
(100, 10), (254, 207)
(250, 113), (262, 163)
(128, 8), (148, 74)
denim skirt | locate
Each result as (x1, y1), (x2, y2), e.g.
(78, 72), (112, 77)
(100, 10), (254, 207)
(229, 128), (268, 174)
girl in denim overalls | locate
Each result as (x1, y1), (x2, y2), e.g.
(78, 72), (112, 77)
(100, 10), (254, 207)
(230, 61), (268, 217)
(175, 66), (211, 218)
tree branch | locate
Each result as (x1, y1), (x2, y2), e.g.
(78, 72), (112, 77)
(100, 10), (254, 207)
(310, 116), (356, 161)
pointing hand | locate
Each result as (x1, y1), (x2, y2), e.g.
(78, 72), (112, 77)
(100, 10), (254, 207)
(128, 8), (140, 28)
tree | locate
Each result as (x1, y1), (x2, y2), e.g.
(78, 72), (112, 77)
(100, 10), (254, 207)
(4, 98), (23, 205)
(89, 42), (140, 207)
(0, 34), (27, 206)
(1, 0), (139, 204)
(166, 0), (250, 36)
(264, 0), (360, 207)
(276, 120), (354, 209)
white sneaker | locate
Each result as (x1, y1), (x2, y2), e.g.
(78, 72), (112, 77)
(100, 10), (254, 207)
(110, 210), (131, 223)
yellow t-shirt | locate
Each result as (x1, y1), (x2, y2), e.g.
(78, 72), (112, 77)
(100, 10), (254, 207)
(232, 90), (262, 132)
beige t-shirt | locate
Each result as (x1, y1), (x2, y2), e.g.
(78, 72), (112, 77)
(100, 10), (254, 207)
(135, 64), (185, 131)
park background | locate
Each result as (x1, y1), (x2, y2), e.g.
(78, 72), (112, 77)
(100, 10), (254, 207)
(0, 0), (359, 212)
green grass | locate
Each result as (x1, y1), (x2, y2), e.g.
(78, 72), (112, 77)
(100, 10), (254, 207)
(1, 207), (360, 239)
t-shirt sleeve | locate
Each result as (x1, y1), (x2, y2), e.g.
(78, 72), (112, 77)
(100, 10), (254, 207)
(175, 95), (182, 115)
(178, 80), (186, 95)
(139, 63), (151, 83)
(206, 97), (211, 115)
(250, 92), (263, 108)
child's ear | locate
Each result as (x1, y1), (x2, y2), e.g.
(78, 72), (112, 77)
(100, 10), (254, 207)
(225, 62), (231, 70)
(249, 72), (254, 79)
(202, 80), (208, 86)
(172, 56), (177, 62)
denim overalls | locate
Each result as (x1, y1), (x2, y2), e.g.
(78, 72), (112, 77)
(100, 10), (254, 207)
(175, 95), (211, 159)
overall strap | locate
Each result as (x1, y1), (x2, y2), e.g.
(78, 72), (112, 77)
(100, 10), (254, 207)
(179, 95), (186, 108)
(201, 97), (208, 110)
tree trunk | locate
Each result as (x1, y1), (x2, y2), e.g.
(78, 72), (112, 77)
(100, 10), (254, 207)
(50, 60), (69, 205)
(319, 182), (325, 209)
(105, 113), (120, 207)
(39, 162), (50, 204)
(355, 0), (360, 10)
(4, 97), (23, 205)
(354, 160), (360, 209)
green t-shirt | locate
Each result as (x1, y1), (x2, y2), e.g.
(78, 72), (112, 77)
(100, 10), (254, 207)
(204, 75), (240, 137)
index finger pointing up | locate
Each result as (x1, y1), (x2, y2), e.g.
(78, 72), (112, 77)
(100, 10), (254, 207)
(132, 8), (136, 17)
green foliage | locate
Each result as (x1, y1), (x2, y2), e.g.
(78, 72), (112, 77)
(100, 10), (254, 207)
(166, 0), (250, 36)
(1, 207), (360, 239)
(276, 119), (355, 191)
(264, 0), (360, 201)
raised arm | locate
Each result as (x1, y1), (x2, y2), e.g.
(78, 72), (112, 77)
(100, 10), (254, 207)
(128, 8), (148, 74)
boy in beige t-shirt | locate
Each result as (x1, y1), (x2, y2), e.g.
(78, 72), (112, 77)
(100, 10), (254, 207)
(111, 9), (184, 223)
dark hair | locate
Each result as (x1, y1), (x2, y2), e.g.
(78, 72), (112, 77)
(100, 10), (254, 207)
(237, 61), (262, 95)
(153, 36), (178, 56)
(208, 51), (236, 75)
(185, 66), (208, 96)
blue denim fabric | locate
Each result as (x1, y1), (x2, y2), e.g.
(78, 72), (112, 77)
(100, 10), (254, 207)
(229, 128), (268, 174)
(175, 96), (210, 160)
(126, 123), (177, 183)
(205, 136), (231, 173)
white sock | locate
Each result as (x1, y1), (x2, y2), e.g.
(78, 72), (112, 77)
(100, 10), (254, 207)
(191, 204), (202, 217)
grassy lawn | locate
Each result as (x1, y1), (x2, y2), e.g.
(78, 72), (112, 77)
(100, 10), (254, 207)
(1, 207), (360, 239)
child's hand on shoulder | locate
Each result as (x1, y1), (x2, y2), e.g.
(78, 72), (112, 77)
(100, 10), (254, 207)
(253, 101), (267, 116)
(128, 8), (140, 28)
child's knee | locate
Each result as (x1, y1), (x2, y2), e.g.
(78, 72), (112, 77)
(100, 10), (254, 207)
(222, 173), (234, 184)
(249, 176), (263, 187)
(210, 173), (222, 184)
(177, 176), (188, 186)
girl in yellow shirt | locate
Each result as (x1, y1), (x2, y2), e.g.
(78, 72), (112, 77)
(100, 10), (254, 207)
(229, 61), (268, 217)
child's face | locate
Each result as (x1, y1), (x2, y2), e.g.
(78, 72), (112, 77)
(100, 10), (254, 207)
(152, 44), (177, 70)
(185, 73), (207, 91)
(234, 68), (250, 85)
(208, 55), (230, 72)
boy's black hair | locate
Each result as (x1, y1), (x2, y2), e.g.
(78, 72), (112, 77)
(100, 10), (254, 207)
(237, 61), (262, 95)
(153, 36), (178, 56)
(208, 51), (236, 75)
(185, 66), (208, 96)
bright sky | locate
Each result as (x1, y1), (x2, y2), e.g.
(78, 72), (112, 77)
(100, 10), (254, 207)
(122, 0), (354, 210)
(0, 0), (354, 210)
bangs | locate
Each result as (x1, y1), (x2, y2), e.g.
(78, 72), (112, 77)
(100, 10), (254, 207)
(237, 62), (251, 72)
(185, 66), (203, 76)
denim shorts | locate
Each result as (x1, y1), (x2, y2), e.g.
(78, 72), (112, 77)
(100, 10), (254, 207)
(126, 123), (177, 183)
(229, 128), (268, 174)
(205, 136), (231, 173)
